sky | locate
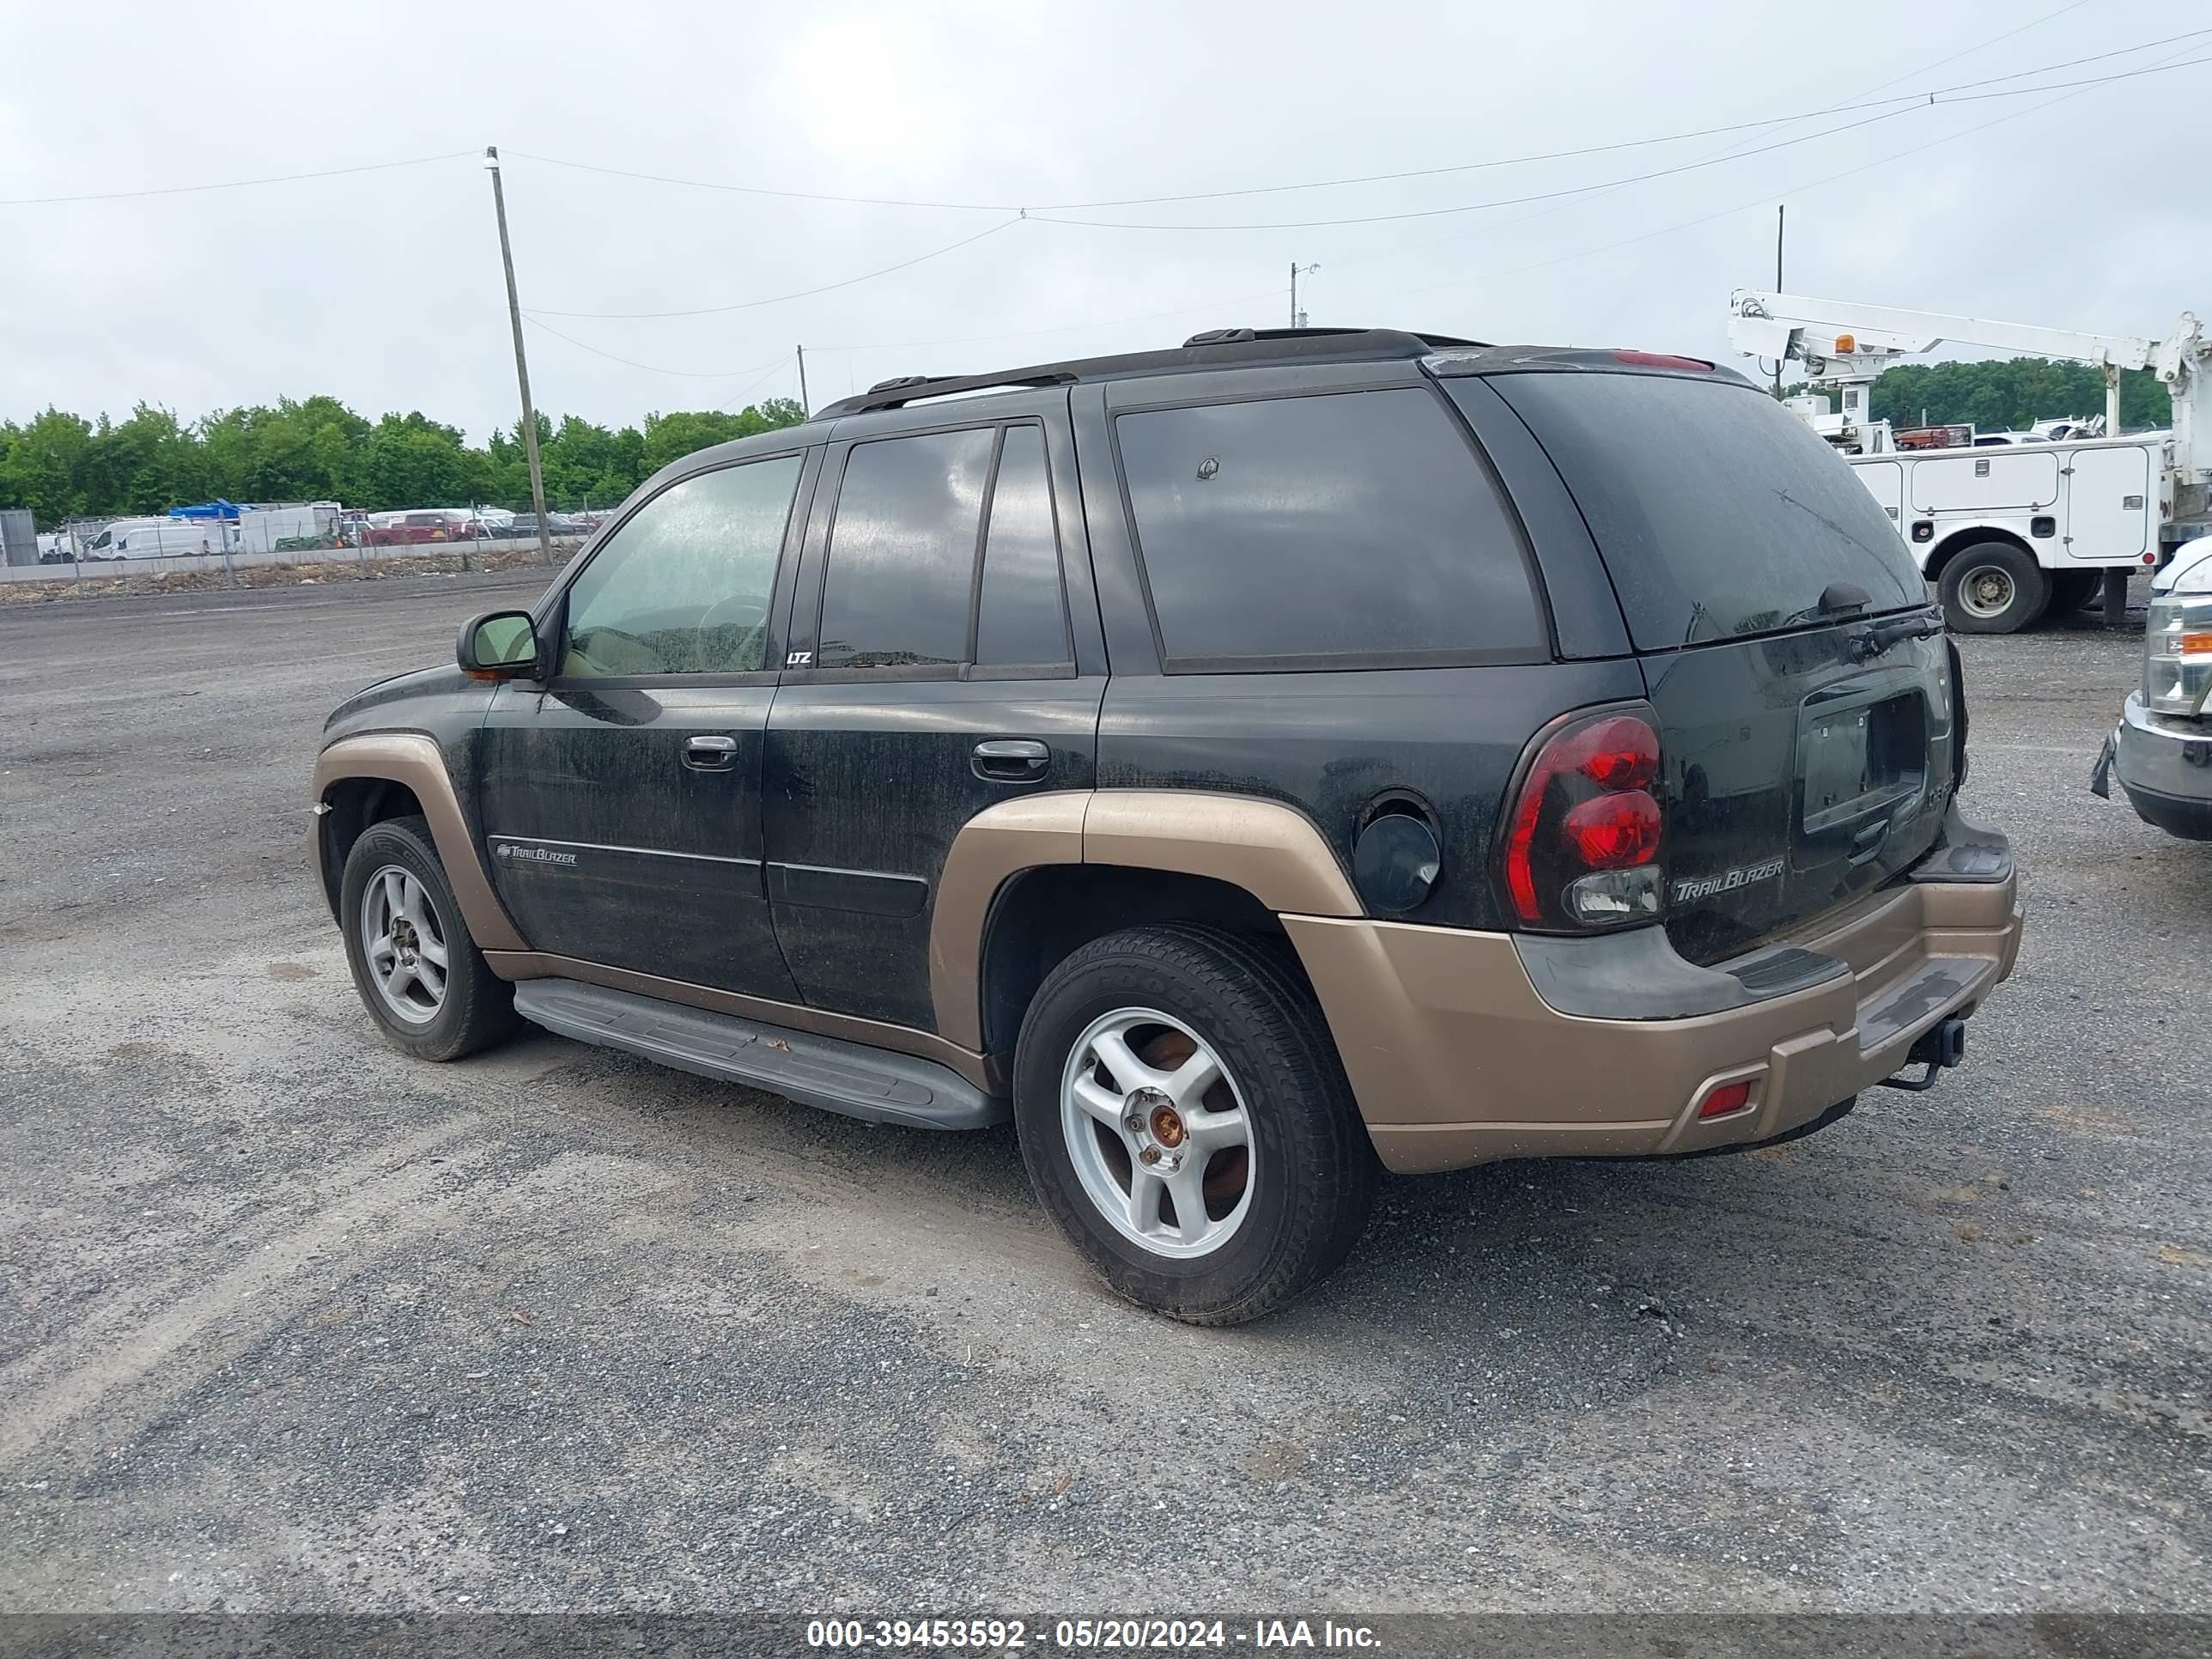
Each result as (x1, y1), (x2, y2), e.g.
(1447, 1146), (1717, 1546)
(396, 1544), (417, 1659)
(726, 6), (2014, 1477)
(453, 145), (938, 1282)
(4, 0), (2210, 441)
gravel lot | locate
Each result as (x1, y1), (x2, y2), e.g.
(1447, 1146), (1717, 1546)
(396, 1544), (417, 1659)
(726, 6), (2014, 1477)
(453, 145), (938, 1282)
(0, 572), (2206, 1615)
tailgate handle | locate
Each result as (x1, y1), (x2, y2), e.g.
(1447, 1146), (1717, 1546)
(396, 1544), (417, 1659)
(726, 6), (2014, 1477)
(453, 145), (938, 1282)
(1849, 817), (1890, 864)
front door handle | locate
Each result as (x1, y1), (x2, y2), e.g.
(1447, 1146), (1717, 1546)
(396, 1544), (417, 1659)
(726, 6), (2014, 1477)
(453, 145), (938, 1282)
(972, 738), (1050, 782)
(683, 734), (739, 771)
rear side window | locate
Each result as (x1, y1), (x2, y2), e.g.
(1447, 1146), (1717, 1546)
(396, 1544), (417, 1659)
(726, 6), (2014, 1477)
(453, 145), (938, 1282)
(1115, 388), (1545, 670)
(1481, 372), (1926, 651)
(817, 428), (994, 670)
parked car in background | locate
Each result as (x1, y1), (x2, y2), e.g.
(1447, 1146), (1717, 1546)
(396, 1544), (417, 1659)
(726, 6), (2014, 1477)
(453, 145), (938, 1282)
(362, 509), (492, 547)
(2095, 537), (2212, 838)
(501, 513), (584, 540)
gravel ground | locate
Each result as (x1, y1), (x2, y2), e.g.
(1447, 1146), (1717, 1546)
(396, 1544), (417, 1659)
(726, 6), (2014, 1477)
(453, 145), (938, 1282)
(0, 573), (2205, 1615)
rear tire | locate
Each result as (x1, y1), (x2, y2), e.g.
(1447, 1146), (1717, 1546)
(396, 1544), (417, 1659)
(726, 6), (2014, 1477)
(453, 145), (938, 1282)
(1013, 924), (1378, 1326)
(1940, 541), (2049, 635)
(340, 814), (519, 1061)
(2048, 569), (2100, 615)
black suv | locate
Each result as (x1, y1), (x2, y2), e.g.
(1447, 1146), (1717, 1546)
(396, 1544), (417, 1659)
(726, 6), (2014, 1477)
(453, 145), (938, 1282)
(313, 326), (2023, 1324)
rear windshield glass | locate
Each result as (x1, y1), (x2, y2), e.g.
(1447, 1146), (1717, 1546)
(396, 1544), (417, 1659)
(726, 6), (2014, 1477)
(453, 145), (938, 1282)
(1480, 372), (1925, 651)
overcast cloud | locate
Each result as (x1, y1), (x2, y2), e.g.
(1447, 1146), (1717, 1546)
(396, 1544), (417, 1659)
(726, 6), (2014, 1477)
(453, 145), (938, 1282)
(5, 0), (2209, 441)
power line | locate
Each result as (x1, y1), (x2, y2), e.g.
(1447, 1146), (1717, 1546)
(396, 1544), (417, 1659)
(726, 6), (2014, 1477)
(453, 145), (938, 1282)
(517, 31), (2212, 380)
(5, 21), (2189, 224)
(722, 358), (798, 409)
(522, 317), (788, 380)
(1308, 4), (2144, 280)
(1031, 105), (1917, 232)
(501, 27), (2205, 222)
(1038, 9), (2169, 212)
(1356, 35), (2212, 315)
(0, 149), (478, 207)
(501, 149), (1004, 212)
(1031, 54), (2212, 232)
(1846, 0), (2094, 100)
(526, 216), (1023, 320)
(704, 23), (2195, 366)
(807, 287), (1289, 356)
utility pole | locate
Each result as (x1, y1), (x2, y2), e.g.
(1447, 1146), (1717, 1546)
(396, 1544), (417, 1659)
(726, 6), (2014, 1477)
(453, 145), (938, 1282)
(796, 344), (810, 416)
(1290, 262), (1318, 328)
(484, 146), (554, 567)
(1772, 204), (1786, 400)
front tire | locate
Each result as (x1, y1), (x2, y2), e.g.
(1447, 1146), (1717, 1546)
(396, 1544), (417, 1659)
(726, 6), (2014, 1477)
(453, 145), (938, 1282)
(340, 814), (518, 1061)
(1940, 541), (2049, 635)
(1013, 925), (1378, 1325)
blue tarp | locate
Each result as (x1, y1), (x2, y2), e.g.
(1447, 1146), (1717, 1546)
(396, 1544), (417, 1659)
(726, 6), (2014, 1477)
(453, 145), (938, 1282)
(167, 499), (241, 520)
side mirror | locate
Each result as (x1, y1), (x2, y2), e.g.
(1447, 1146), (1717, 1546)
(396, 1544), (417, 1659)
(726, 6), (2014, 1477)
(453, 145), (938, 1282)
(457, 610), (541, 679)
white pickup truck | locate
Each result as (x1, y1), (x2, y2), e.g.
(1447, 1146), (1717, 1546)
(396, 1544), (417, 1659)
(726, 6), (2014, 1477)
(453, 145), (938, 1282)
(2096, 539), (2212, 840)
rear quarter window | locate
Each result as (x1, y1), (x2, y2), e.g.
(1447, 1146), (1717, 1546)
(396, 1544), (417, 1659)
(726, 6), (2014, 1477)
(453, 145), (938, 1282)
(1480, 371), (1925, 651)
(1115, 387), (1547, 670)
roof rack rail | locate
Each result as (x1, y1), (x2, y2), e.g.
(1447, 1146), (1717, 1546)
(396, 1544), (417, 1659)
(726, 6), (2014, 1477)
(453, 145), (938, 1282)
(811, 327), (1492, 420)
(1181, 325), (1383, 347)
(823, 369), (1081, 418)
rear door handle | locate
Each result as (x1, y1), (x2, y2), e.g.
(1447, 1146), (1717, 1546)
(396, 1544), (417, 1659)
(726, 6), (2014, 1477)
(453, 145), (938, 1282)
(972, 738), (1050, 782)
(683, 734), (739, 771)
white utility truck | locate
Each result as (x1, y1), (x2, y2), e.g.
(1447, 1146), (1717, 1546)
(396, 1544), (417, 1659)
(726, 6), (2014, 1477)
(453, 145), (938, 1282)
(1729, 291), (2212, 633)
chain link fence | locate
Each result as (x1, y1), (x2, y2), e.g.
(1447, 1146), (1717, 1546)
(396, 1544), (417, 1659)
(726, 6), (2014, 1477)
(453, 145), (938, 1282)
(3, 501), (605, 593)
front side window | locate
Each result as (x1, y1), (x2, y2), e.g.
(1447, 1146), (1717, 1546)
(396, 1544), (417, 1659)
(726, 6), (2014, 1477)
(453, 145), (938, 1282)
(1115, 388), (1547, 669)
(559, 455), (802, 678)
(817, 428), (995, 671)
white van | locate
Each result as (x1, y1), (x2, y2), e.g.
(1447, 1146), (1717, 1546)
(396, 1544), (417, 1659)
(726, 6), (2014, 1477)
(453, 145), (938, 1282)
(81, 518), (228, 560)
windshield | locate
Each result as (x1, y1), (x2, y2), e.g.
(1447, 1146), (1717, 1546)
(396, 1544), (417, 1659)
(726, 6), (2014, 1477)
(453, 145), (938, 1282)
(1480, 371), (1926, 651)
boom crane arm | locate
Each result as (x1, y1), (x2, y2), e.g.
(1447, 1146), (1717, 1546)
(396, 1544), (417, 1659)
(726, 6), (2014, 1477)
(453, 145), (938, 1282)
(1729, 289), (2209, 480)
(1729, 290), (2158, 373)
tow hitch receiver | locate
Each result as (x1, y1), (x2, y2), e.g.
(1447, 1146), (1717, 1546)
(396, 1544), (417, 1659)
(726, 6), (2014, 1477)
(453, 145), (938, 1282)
(1880, 1018), (1969, 1093)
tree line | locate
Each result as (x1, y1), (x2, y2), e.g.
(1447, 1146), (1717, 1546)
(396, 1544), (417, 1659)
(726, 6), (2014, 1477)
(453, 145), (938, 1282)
(1785, 356), (2169, 433)
(0, 396), (806, 530)
(3, 356), (2179, 532)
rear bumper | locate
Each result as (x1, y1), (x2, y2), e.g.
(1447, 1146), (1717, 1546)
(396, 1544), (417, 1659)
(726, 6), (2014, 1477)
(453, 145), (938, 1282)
(2112, 692), (2212, 839)
(1284, 829), (2023, 1175)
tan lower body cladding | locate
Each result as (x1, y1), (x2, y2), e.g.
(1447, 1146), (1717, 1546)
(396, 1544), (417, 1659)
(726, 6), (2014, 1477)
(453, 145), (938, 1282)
(1285, 871), (2022, 1174)
(313, 750), (2022, 1176)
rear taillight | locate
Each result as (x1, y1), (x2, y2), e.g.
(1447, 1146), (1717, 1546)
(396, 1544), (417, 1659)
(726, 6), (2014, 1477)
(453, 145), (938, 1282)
(1500, 705), (1666, 931)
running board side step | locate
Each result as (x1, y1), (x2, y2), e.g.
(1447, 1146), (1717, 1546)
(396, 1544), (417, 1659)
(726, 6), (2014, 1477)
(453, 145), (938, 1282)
(511, 979), (1007, 1131)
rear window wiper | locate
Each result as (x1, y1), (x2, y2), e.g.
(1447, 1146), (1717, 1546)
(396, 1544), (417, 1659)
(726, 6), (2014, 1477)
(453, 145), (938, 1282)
(1849, 611), (1943, 662)
(1779, 581), (1873, 629)
(1778, 583), (1940, 661)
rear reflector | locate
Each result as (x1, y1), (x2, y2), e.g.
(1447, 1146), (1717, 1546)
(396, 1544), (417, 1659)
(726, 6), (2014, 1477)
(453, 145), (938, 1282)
(1699, 1079), (1753, 1119)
